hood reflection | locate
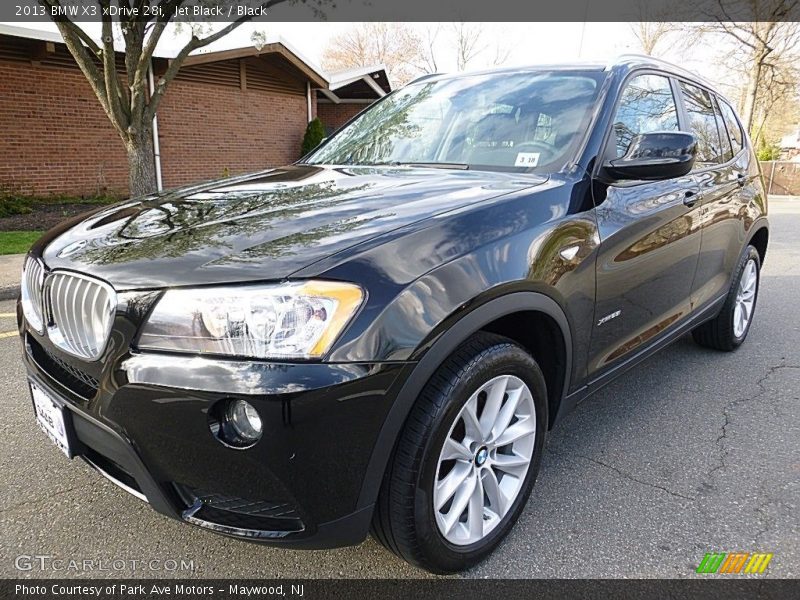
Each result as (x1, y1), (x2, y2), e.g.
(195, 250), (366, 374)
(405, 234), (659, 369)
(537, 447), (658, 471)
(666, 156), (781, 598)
(41, 165), (544, 290)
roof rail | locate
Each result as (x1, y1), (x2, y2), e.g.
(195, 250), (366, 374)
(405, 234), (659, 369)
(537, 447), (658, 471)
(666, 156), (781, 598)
(407, 73), (445, 85)
(608, 53), (684, 71)
(608, 53), (721, 95)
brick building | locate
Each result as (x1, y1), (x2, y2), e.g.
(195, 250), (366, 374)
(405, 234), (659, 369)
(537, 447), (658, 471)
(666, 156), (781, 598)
(317, 65), (392, 133)
(0, 25), (390, 197)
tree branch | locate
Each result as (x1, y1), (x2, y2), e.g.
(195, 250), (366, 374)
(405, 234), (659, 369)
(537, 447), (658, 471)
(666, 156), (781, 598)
(99, 0), (131, 132)
(38, 0), (101, 55)
(37, 1), (123, 131)
(135, 15), (171, 85)
(714, 20), (758, 51)
(145, 0), (290, 121)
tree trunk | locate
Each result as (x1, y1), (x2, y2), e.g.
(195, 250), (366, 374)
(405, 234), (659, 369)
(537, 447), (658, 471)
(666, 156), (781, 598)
(125, 128), (158, 198)
(740, 59), (762, 137)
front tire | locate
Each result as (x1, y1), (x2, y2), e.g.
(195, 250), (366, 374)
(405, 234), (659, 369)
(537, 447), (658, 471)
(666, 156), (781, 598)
(692, 245), (761, 351)
(371, 333), (547, 573)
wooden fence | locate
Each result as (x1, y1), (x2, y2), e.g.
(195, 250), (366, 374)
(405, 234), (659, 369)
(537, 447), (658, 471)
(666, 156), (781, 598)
(760, 161), (800, 196)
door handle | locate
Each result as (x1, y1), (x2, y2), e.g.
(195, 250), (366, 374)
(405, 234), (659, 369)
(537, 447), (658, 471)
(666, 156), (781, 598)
(683, 189), (699, 207)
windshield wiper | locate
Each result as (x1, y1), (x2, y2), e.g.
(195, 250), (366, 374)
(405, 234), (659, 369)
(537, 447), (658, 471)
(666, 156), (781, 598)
(365, 161), (470, 170)
(403, 162), (470, 170)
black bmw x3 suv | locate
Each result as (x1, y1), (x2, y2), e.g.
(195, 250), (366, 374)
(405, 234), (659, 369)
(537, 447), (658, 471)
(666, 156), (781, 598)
(18, 55), (767, 573)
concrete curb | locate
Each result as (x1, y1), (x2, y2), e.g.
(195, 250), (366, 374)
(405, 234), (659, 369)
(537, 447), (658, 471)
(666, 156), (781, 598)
(0, 254), (24, 302)
(0, 286), (20, 301)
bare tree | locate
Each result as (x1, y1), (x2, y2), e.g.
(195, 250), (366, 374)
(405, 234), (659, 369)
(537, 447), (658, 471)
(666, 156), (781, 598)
(414, 24), (441, 74)
(629, 0), (706, 58)
(322, 23), (423, 86)
(39, 0), (319, 197)
(322, 23), (514, 89)
(414, 23), (511, 74)
(630, 0), (676, 55)
(489, 26), (512, 66)
(631, 22), (674, 55)
(706, 0), (800, 134)
(452, 22), (485, 71)
(749, 58), (800, 148)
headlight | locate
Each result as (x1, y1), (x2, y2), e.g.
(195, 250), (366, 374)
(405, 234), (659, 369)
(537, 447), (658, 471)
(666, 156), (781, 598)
(138, 281), (364, 359)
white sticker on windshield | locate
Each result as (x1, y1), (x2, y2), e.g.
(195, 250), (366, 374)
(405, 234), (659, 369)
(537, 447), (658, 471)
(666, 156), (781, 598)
(514, 152), (540, 167)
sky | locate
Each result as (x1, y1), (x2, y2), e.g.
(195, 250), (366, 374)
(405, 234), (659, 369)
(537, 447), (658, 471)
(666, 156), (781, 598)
(13, 21), (728, 89)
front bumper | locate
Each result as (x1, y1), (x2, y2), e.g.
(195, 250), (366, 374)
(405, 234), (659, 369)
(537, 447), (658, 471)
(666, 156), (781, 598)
(20, 307), (412, 548)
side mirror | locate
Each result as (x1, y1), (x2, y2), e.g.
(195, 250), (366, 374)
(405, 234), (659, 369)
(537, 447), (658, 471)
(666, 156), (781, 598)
(604, 131), (697, 181)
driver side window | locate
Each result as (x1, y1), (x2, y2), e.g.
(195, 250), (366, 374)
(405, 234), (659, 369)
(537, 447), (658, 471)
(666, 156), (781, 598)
(613, 74), (679, 157)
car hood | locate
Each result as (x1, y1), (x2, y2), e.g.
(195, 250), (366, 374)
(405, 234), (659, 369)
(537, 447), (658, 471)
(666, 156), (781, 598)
(39, 165), (545, 290)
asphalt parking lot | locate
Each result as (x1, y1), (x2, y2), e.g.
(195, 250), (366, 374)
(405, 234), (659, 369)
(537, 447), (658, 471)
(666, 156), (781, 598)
(1, 198), (798, 579)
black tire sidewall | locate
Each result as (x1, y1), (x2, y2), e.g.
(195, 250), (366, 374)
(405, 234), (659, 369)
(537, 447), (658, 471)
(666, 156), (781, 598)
(412, 343), (548, 572)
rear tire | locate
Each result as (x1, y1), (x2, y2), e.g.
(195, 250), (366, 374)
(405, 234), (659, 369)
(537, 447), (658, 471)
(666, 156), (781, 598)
(692, 245), (760, 351)
(371, 332), (547, 573)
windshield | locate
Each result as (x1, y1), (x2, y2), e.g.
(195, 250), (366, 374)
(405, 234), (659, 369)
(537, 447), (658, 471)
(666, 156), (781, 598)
(306, 70), (604, 173)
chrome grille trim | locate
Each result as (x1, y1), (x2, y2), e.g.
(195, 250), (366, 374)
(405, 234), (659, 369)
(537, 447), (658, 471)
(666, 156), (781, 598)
(21, 258), (45, 333)
(45, 271), (116, 361)
(83, 456), (148, 503)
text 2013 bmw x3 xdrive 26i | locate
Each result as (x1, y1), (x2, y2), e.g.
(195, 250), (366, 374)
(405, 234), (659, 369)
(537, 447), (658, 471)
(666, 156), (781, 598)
(18, 56), (767, 573)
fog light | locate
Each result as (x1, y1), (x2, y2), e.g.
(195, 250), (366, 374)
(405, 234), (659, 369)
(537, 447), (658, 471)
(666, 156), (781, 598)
(210, 399), (263, 448)
(227, 399), (262, 441)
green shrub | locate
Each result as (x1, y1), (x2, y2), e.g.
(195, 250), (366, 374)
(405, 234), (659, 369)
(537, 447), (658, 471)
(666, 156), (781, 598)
(756, 144), (782, 161)
(0, 189), (119, 217)
(0, 192), (32, 218)
(301, 117), (326, 156)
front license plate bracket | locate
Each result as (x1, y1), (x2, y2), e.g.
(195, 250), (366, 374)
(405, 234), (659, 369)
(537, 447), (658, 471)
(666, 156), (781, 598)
(30, 381), (79, 459)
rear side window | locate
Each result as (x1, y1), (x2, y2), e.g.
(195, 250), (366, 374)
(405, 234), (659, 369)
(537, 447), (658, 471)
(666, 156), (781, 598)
(612, 74), (679, 157)
(717, 99), (744, 156)
(712, 96), (734, 163)
(679, 82), (726, 166)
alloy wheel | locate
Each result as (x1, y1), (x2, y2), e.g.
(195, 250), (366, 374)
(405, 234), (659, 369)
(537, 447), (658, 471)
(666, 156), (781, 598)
(733, 258), (757, 338)
(433, 374), (536, 545)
